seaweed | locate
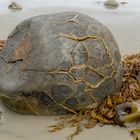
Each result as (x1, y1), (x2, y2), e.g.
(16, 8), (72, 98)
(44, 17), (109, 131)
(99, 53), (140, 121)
(0, 40), (4, 51)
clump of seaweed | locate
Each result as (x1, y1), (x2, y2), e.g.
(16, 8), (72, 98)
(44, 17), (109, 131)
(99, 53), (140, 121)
(0, 40), (4, 51)
(48, 53), (140, 140)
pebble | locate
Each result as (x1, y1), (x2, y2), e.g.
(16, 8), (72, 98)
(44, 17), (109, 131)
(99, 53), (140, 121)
(8, 2), (23, 10)
(104, 0), (119, 7)
(0, 109), (4, 125)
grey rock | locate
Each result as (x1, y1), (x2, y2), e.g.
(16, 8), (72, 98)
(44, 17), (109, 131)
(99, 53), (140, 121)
(0, 11), (123, 115)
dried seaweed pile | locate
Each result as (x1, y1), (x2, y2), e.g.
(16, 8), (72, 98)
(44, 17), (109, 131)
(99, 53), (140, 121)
(49, 53), (140, 140)
(0, 40), (4, 51)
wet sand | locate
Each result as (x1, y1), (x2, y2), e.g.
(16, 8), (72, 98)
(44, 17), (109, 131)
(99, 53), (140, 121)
(0, 0), (140, 140)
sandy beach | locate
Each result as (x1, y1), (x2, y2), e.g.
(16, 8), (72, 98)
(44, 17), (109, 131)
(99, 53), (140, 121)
(0, 0), (140, 140)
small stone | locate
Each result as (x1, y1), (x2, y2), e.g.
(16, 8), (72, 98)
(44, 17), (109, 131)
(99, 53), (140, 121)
(120, 2), (128, 5)
(8, 2), (23, 10)
(0, 109), (4, 125)
(104, 0), (119, 7)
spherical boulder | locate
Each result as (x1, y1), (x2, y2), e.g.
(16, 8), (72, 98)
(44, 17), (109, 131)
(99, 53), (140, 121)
(0, 11), (123, 115)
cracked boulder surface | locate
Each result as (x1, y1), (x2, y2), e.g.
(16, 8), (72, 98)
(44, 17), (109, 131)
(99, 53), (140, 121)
(0, 11), (123, 115)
